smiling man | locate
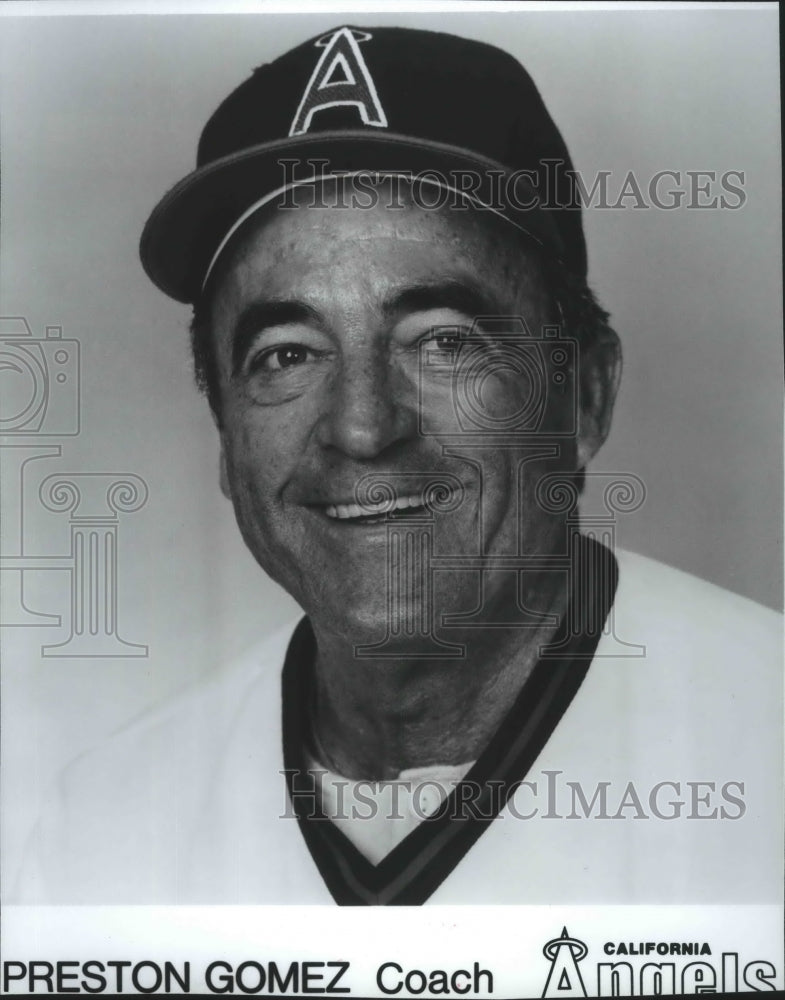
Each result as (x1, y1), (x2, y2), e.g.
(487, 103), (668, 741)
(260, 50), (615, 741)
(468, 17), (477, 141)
(17, 24), (781, 906)
(201, 177), (613, 787)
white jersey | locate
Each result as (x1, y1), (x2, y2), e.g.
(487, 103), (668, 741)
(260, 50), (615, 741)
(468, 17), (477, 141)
(14, 547), (782, 905)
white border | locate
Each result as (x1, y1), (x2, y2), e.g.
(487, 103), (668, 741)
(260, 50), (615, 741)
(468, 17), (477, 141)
(0, 2), (777, 18)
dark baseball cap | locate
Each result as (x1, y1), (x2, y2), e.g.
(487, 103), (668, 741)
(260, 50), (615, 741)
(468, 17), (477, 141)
(140, 25), (587, 304)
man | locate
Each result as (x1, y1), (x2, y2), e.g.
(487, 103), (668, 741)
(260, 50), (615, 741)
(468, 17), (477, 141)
(17, 24), (781, 906)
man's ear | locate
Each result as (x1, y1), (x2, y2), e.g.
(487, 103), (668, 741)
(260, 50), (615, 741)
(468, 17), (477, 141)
(208, 403), (232, 500)
(576, 327), (622, 470)
(219, 443), (231, 500)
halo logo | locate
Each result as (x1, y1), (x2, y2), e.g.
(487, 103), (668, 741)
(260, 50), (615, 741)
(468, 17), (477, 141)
(542, 927), (588, 998)
(290, 27), (388, 136)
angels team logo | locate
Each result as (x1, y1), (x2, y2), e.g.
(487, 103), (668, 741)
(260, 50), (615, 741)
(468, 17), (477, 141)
(542, 927), (588, 998)
(289, 27), (388, 136)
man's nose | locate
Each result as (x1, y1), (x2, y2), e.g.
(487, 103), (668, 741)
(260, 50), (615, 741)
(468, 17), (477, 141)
(315, 352), (417, 460)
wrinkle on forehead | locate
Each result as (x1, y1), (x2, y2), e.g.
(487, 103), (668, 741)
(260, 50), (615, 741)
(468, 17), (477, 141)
(206, 178), (552, 323)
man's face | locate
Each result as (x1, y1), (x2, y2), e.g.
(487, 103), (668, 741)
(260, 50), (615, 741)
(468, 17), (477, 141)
(209, 183), (588, 643)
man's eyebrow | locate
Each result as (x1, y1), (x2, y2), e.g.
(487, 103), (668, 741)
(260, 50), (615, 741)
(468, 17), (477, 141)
(231, 300), (322, 375)
(383, 280), (499, 321)
(230, 282), (498, 374)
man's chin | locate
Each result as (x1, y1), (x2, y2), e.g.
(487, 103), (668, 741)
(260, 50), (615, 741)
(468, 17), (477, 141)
(301, 590), (439, 651)
(306, 597), (399, 643)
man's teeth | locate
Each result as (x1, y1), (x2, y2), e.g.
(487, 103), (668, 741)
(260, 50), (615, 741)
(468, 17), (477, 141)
(324, 495), (426, 520)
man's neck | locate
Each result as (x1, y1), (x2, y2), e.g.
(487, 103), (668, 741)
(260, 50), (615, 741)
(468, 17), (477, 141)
(308, 573), (568, 781)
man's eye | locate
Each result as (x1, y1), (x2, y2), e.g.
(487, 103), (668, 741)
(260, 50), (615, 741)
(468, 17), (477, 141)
(420, 331), (464, 355)
(251, 344), (313, 372)
(433, 333), (462, 349)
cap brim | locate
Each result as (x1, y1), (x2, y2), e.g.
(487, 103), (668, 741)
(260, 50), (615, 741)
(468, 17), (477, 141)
(140, 131), (566, 304)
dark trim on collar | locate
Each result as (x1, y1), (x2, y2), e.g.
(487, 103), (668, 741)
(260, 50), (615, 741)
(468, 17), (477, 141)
(283, 532), (618, 905)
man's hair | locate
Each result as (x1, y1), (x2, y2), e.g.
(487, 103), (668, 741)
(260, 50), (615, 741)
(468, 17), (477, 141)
(188, 235), (616, 428)
(190, 296), (222, 422)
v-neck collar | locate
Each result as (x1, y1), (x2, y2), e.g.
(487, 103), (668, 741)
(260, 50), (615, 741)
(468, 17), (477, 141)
(282, 533), (618, 905)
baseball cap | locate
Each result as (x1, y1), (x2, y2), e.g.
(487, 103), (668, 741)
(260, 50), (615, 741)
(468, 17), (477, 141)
(140, 25), (587, 305)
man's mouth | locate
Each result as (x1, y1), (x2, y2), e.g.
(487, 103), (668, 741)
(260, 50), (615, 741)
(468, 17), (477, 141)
(323, 493), (427, 521)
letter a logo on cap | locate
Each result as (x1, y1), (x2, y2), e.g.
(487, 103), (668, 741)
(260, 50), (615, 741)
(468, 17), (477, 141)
(289, 27), (388, 136)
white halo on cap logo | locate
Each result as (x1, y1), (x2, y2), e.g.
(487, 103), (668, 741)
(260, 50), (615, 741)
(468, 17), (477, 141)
(289, 27), (388, 137)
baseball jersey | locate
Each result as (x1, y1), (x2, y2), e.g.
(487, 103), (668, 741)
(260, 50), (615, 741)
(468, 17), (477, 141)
(13, 545), (782, 905)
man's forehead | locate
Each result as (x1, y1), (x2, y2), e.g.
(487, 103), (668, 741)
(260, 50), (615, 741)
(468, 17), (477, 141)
(209, 177), (548, 299)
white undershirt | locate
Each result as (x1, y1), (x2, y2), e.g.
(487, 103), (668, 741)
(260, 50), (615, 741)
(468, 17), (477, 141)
(306, 754), (475, 865)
